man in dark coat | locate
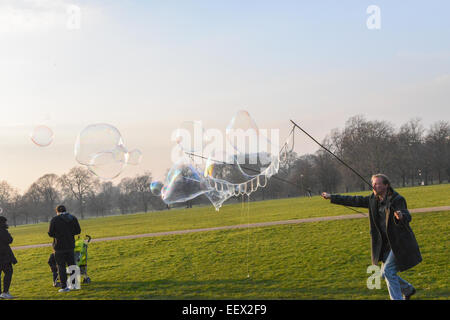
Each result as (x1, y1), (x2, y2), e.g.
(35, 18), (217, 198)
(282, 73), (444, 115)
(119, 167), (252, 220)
(321, 174), (422, 300)
(0, 216), (17, 299)
(48, 205), (81, 292)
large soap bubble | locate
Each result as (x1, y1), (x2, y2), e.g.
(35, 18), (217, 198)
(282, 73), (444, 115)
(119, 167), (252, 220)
(226, 110), (259, 151)
(74, 123), (135, 180)
(225, 110), (278, 179)
(161, 157), (211, 205)
(75, 123), (125, 166)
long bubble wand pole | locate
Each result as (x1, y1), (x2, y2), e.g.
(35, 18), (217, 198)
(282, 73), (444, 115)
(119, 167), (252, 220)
(290, 120), (374, 191)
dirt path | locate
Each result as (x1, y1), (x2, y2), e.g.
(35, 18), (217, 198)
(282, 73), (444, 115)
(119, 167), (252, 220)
(11, 206), (450, 251)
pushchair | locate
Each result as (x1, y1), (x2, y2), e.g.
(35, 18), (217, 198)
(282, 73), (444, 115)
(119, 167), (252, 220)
(74, 235), (92, 283)
(48, 235), (92, 287)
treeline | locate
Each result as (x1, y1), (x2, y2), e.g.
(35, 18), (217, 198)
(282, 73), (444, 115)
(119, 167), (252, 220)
(0, 115), (448, 226)
(271, 115), (449, 197)
(0, 168), (167, 227)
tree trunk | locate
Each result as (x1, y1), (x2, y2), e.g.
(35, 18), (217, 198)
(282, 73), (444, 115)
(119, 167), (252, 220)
(79, 197), (84, 219)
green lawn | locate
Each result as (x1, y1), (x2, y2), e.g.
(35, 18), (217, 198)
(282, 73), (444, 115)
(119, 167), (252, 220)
(9, 210), (449, 299)
(9, 184), (450, 247)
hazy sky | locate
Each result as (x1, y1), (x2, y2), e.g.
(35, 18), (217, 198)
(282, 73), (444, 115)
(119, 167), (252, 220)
(1, 0), (449, 193)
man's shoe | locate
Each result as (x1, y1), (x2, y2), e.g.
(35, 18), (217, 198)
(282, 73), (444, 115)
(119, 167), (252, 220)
(58, 287), (71, 293)
(404, 287), (416, 300)
(0, 292), (14, 299)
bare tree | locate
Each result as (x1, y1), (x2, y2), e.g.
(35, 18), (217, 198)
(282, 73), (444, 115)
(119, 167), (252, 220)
(284, 154), (315, 196)
(131, 172), (153, 213)
(8, 194), (26, 227)
(98, 181), (117, 216)
(0, 181), (20, 226)
(25, 183), (48, 222)
(86, 181), (117, 217)
(23, 182), (44, 223)
(330, 115), (395, 191)
(25, 173), (61, 222)
(20, 191), (37, 224)
(392, 119), (425, 186)
(59, 167), (98, 219)
(117, 177), (134, 214)
(425, 121), (450, 184)
(314, 150), (341, 194)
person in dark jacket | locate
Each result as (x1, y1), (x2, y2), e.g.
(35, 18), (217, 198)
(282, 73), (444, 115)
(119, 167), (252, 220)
(321, 174), (422, 300)
(48, 205), (81, 292)
(0, 216), (17, 299)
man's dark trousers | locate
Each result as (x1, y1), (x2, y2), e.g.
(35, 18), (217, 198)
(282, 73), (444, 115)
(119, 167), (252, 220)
(55, 250), (75, 289)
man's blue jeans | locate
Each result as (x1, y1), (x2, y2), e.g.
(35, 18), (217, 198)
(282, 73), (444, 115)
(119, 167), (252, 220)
(381, 250), (414, 300)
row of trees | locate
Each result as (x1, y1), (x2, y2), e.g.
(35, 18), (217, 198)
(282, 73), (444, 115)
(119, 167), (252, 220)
(0, 168), (167, 227)
(276, 116), (450, 196)
(0, 116), (448, 226)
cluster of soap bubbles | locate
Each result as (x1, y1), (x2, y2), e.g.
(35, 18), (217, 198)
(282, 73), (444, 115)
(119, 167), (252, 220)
(74, 123), (142, 180)
(150, 111), (280, 211)
(28, 118), (142, 180)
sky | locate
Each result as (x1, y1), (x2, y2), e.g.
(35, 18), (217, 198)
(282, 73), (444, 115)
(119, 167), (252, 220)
(0, 0), (449, 193)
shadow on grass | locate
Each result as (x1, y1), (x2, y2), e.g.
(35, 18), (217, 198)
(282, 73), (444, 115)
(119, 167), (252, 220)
(74, 278), (437, 300)
(85, 278), (288, 299)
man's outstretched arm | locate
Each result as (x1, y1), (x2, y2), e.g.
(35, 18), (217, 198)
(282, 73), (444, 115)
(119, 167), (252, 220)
(321, 192), (370, 208)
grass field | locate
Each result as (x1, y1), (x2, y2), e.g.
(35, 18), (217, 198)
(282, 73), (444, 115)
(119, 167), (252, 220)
(5, 184), (450, 300)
